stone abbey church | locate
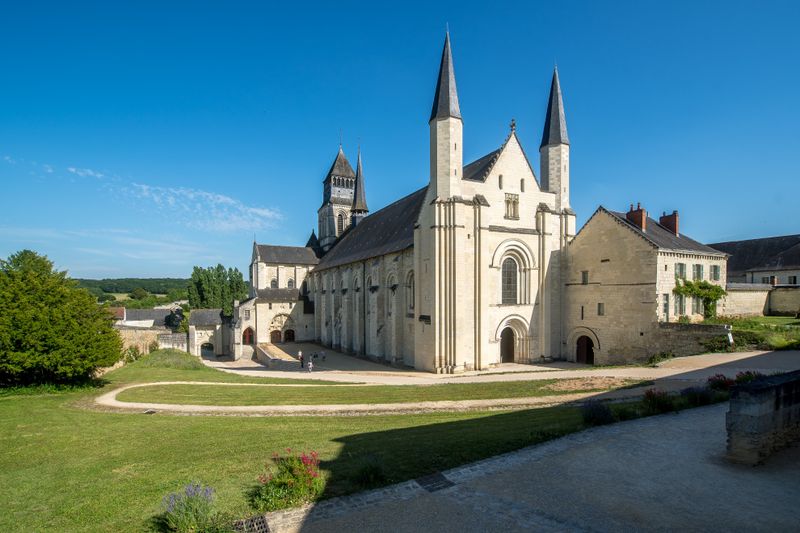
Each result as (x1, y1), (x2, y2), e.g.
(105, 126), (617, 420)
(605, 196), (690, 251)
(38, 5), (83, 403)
(215, 34), (727, 372)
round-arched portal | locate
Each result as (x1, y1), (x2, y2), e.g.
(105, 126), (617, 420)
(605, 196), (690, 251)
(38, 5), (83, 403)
(500, 327), (516, 363)
(200, 342), (214, 358)
(284, 329), (295, 342)
(270, 330), (281, 344)
(242, 327), (254, 345)
(576, 336), (595, 365)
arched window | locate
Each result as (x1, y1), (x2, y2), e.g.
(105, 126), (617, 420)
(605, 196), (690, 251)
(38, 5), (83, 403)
(242, 327), (254, 345)
(270, 278), (278, 289)
(406, 271), (415, 311)
(287, 278), (295, 289)
(337, 212), (344, 235)
(501, 258), (518, 304)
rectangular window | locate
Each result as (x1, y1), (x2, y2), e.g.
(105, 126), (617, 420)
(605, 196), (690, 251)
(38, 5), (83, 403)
(662, 293), (670, 321)
(789, 276), (798, 285)
(504, 193), (519, 220)
(597, 302), (605, 316)
(581, 271), (589, 285)
(692, 264), (704, 280)
(244, 310), (251, 320)
(692, 296), (702, 315)
(675, 263), (687, 279)
(674, 294), (685, 316)
(710, 265), (721, 281)
(761, 276), (770, 284)
(581, 305), (584, 320)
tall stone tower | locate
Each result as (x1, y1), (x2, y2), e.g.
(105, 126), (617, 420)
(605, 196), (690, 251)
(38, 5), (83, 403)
(350, 148), (369, 227)
(429, 31), (462, 199)
(318, 147), (357, 251)
(539, 67), (570, 211)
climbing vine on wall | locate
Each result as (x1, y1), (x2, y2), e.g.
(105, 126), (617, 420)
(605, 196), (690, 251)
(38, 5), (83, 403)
(673, 279), (727, 319)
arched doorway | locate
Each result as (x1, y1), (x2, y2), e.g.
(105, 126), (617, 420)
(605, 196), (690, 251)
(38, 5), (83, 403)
(500, 327), (515, 363)
(269, 330), (281, 343)
(284, 329), (295, 342)
(242, 327), (254, 345)
(200, 342), (214, 358)
(576, 336), (595, 364)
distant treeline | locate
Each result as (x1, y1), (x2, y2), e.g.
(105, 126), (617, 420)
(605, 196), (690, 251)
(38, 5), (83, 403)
(76, 278), (190, 295)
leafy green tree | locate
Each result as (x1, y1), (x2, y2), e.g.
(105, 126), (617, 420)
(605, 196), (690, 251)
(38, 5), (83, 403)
(187, 264), (248, 316)
(673, 279), (727, 319)
(129, 287), (150, 300)
(0, 250), (122, 385)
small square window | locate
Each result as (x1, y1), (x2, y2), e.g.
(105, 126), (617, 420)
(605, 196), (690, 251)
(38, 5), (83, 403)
(244, 310), (251, 320)
(597, 303), (605, 316)
(789, 276), (798, 285)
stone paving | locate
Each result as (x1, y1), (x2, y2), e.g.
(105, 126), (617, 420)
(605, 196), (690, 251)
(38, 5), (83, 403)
(252, 404), (800, 533)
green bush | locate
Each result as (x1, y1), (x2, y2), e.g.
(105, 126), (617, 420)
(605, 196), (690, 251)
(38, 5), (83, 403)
(123, 346), (143, 364)
(681, 386), (714, 407)
(580, 400), (616, 426)
(160, 482), (233, 533)
(0, 250), (122, 385)
(614, 405), (641, 421)
(642, 389), (676, 415)
(128, 349), (205, 370)
(647, 352), (674, 367)
(251, 450), (324, 513)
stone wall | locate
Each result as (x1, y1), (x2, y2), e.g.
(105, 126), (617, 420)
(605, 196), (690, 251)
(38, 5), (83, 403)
(158, 333), (188, 352)
(719, 285), (771, 317)
(652, 323), (731, 357)
(769, 287), (800, 315)
(726, 370), (800, 465)
(115, 326), (170, 354)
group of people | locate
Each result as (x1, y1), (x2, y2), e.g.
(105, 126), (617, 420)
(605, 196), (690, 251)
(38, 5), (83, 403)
(297, 350), (326, 372)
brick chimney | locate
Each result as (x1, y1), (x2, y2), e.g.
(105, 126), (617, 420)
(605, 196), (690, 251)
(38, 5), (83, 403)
(659, 210), (679, 235)
(626, 202), (647, 231)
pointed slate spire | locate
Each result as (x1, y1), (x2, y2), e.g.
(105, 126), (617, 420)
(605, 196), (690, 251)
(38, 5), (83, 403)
(352, 148), (368, 213)
(540, 67), (569, 148)
(429, 32), (461, 123)
(325, 146), (356, 181)
(305, 229), (322, 258)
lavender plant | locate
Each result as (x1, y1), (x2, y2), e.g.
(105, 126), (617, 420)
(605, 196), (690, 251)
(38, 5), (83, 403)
(161, 482), (232, 533)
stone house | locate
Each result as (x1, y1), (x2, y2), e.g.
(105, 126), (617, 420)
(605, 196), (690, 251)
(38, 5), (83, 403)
(709, 234), (800, 285)
(188, 309), (227, 357)
(565, 205), (727, 364)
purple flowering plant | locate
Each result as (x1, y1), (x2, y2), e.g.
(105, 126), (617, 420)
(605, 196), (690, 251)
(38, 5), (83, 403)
(161, 482), (229, 532)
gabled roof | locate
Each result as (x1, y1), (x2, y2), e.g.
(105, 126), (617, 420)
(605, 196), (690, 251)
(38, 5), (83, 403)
(255, 244), (319, 265)
(305, 231), (323, 258)
(125, 308), (172, 324)
(325, 147), (356, 180)
(352, 149), (368, 212)
(708, 235), (800, 275)
(462, 130), (538, 186)
(540, 68), (569, 148)
(315, 187), (428, 271)
(429, 32), (461, 123)
(598, 207), (725, 256)
(189, 309), (223, 326)
(255, 288), (301, 303)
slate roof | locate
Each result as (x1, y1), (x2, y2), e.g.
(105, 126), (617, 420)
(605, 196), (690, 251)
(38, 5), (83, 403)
(315, 187), (428, 271)
(325, 147), (356, 179)
(125, 308), (171, 324)
(463, 149), (501, 181)
(255, 288), (301, 303)
(540, 68), (569, 148)
(604, 208), (726, 255)
(256, 244), (320, 265)
(189, 309), (223, 326)
(305, 231), (323, 258)
(429, 32), (461, 123)
(352, 149), (368, 212)
(708, 235), (800, 276)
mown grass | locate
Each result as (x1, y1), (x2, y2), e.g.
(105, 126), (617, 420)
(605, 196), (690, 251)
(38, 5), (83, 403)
(104, 349), (346, 386)
(115, 378), (645, 406)
(705, 316), (800, 351)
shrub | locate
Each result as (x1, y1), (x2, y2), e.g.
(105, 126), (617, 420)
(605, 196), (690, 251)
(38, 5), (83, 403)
(735, 370), (765, 384)
(251, 450), (324, 513)
(677, 315), (691, 324)
(148, 340), (160, 354)
(642, 389), (676, 414)
(614, 405), (640, 421)
(123, 346), (143, 364)
(647, 352), (674, 367)
(350, 455), (388, 489)
(681, 386), (714, 407)
(161, 482), (232, 533)
(707, 374), (735, 391)
(580, 400), (616, 426)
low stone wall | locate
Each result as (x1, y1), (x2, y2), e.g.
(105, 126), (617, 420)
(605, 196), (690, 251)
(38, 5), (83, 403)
(115, 326), (170, 354)
(726, 370), (800, 465)
(653, 323), (731, 357)
(719, 285), (771, 317)
(769, 287), (800, 315)
(158, 333), (188, 352)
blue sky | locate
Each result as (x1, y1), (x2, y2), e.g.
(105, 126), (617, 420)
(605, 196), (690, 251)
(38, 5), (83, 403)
(1, 1), (798, 278)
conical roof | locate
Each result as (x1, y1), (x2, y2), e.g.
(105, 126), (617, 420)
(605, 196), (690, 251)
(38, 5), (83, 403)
(540, 67), (569, 148)
(352, 149), (368, 212)
(429, 32), (461, 123)
(325, 146), (356, 180)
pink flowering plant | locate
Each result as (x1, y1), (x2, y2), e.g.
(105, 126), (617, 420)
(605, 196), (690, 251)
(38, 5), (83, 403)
(251, 449), (324, 512)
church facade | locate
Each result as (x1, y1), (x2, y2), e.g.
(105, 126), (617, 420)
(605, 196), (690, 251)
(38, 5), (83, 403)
(228, 34), (576, 372)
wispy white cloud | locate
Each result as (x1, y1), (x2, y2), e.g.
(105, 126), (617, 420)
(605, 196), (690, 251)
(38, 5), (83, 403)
(130, 183), (282, 233)
(67, 166), (105, 179)
(42, 164), (53, 173)
(3, 155), (16, 164)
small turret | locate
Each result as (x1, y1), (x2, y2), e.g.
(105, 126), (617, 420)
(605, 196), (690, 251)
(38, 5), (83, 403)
(351, 148), (369, 227)
(429, 31), (463, 200)
(539, 67), (570, 210)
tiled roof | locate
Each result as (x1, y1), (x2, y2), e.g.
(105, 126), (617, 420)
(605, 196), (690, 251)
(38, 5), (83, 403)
(325, 147), (356, 179)
(255, 288), (301, 303)
(604, 208), (726, 255)
(189, 309), (223, 326)
(708, 235), (800, 276)
(315, 187), (428, 271)
(256, 244), (319, 265)
(125, 308), (171, 324)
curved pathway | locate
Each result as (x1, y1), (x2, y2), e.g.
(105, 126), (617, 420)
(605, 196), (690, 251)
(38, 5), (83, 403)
(94, 380), (670, 416)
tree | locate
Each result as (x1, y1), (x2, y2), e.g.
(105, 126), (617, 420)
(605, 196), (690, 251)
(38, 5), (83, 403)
(673, 279), (727, 319)
(187, 264), (248, 316)
(0, 250), (122, 385)
(129, 287), (150, 300)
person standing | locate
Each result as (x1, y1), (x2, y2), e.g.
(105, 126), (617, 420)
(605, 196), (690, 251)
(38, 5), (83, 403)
(298, 351), (304, 369)
(308, 360), (313, 373)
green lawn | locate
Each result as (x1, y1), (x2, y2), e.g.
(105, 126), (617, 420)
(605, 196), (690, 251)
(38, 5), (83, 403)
(750, 316), (800, 327)
(115, 378), (643, 406)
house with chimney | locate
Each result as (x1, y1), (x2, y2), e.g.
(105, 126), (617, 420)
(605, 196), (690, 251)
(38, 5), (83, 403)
(564, 204), (728, 364)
